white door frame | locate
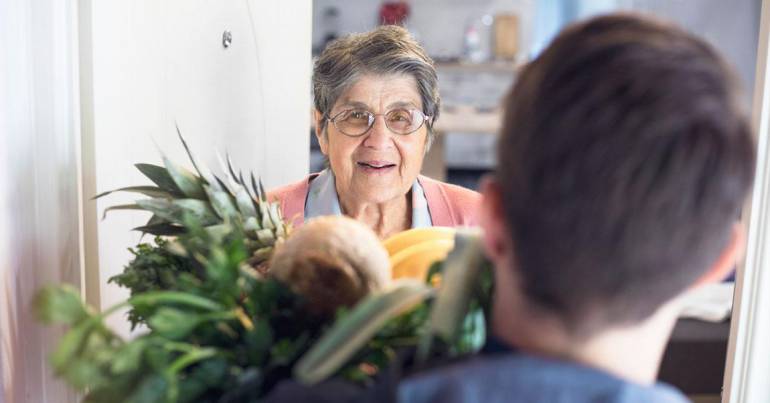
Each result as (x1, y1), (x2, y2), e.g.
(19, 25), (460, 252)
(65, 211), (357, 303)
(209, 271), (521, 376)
(723, 1), (770, 402)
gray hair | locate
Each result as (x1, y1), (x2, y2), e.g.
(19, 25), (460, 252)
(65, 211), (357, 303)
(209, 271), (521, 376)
(313, 25), (441, 149)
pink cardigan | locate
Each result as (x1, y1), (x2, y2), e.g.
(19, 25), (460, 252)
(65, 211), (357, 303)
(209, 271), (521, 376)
(267, 173), (481, 228)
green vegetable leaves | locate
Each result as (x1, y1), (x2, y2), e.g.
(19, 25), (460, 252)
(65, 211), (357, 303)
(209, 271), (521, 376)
(147, 308), (202, 340)
(109, 237), (196, 328)
(34, 284), (89, 325)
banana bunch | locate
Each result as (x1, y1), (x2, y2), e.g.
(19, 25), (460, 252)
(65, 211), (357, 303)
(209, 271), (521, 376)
(383, 227), (457, 282)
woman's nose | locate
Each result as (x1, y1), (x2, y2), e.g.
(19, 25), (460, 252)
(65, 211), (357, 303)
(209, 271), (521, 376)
(362, 115), (394, 149)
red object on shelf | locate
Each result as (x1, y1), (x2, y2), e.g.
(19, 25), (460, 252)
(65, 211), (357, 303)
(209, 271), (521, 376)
(379, 1), (409, 25)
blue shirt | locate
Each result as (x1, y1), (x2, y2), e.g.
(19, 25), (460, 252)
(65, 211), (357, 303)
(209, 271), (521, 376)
(263, 349), (689, 403)
(398, 350), (689, 403)
(304, 169), (432, 228)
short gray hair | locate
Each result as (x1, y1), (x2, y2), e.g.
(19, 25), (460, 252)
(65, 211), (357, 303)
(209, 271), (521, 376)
(313, 25), (441, 149)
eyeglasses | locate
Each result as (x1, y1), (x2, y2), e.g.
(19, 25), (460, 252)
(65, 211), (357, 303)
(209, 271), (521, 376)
(326, 108), (432, 137)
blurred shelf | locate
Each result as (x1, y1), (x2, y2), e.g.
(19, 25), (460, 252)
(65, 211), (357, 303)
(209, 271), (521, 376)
(435, 60), (522, 73)
(444, 131), (497, 169)
(446, 167), (493, 191)
(435, 105), (501, 134)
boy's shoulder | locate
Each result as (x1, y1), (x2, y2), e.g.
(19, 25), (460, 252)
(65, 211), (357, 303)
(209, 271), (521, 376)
(398, 352), (689, 403)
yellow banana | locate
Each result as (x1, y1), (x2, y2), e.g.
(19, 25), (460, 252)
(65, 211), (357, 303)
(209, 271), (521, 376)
(390, 238), (454, 281)
(382, 227), (456, 257)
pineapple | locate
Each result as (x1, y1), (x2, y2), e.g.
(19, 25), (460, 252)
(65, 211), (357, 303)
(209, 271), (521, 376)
(96, 130), (290, 272)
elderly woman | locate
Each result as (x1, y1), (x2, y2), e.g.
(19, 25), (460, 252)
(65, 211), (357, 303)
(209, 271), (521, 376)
(269, 25), (480, 239)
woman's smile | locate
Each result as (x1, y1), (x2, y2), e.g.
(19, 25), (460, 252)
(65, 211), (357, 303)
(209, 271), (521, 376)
(356, 159), (398, 175)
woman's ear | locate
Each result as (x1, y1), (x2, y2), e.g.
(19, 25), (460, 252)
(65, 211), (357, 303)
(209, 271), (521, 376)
(314, 110), (329, 155)
(692, 223), (746, 288)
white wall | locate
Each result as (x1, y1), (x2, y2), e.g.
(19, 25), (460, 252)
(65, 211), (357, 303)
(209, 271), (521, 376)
(1, 0), (83, 401)
(79, 0), (313, 335)
(624, 0), (762, 104)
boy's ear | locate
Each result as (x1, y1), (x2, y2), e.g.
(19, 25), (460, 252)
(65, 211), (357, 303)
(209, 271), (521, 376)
(314, 110), (328, 155)
(692, 224), (745, 288)
(479, 176), (512, 266)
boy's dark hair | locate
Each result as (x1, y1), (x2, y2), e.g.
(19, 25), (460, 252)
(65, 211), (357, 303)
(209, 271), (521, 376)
(497, 14), (755, 335)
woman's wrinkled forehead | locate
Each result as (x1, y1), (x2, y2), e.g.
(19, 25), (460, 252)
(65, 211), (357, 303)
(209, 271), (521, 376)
(332, 74), (422, 112)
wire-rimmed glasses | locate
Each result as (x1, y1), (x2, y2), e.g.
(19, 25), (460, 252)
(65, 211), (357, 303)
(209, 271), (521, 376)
(326, 108), (432, 137)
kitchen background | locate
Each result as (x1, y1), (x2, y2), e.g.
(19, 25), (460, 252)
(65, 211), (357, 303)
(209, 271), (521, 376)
(2, 2), (766, 402)
(308, 0), (762, 190)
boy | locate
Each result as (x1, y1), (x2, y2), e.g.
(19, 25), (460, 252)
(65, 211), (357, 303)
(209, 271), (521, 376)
(400, 13), (755, 402)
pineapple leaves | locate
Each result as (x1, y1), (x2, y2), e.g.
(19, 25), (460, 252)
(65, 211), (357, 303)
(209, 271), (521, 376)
(135, 163), (185, 196)
(135, 199), (182, 223)
(40, 132), (307, 401)
(176, 126), (204, 183)
(203, 185), (238, 220)
(251, 173), (263, 201)
(99, 134), (290, 273)
(244, 217), (261, 233)
(177, 128), (225, 193)
(225, 154), (240, 186)
(132, 223), (186, 236)
(234, 185), (258, 219)
(213, 174), (232, 195)
(146, 214), (165, 226)
(136, 199), (218, 226)
(259, 204), (275, 230)
(173, 200), (220, 226)
(93, 186), (172, 200)
(267, 204), (284, 235)
(163, 156), (206, 200)
(258, 178), (268, 202)
(102, 204), (145, 220)
(203, 223), (236, 242)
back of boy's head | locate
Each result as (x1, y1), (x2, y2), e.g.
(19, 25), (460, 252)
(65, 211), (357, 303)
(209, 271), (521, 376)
(497, 14), (755, 335)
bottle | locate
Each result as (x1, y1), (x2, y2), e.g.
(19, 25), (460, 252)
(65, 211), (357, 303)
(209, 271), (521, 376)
(464, 23), (483, 63)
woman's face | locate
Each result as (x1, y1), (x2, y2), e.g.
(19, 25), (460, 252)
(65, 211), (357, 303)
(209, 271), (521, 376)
(317, 74), (429, 206)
